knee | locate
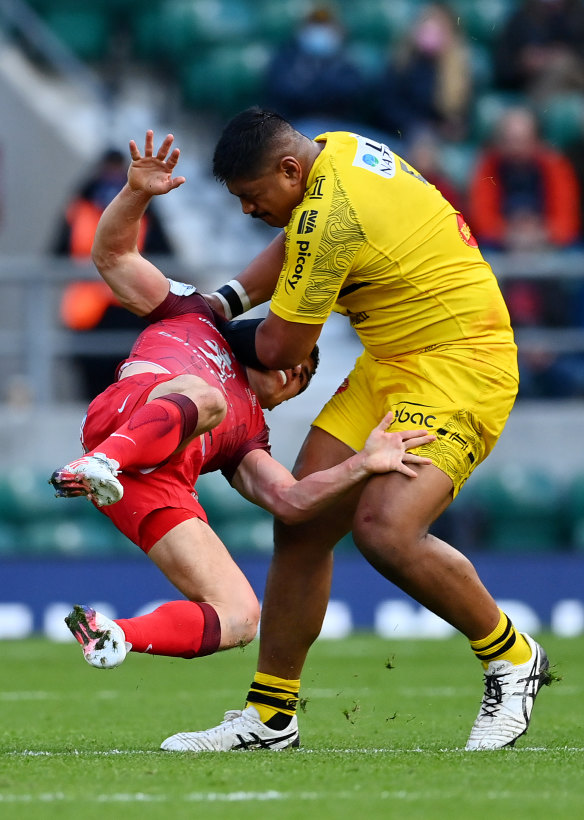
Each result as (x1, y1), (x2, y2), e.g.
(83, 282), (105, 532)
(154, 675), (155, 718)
(352, 508), (415, 570)
(220, 596), (260, 648)
(169, 375), (227, 428)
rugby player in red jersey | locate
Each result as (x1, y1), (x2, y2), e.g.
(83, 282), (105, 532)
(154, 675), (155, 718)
(50, 133), (434, 710)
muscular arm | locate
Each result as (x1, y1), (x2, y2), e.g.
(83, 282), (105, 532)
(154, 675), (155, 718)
(91, 131), (185, 316)
(231, 413), (435, 525)
(256, 310), (323, 369)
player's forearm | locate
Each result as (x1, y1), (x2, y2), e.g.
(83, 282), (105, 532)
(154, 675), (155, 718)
(237, 231), (285, 305)
(92, 184), (151, 274)
(91, 184), (167, 315)
(268, 452), (371, 524)
(208, 232), (285, 317)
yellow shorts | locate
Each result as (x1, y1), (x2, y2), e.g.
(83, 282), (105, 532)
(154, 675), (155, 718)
(312, 345), (518, 496)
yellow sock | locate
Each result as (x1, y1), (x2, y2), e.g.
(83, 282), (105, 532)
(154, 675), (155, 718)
(246, 672), (300, 724)
(470, 609), (532, 669)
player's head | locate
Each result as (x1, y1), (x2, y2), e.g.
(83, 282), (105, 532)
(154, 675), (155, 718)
(213, 107), (315, 227)
(246, 345), (319, 410)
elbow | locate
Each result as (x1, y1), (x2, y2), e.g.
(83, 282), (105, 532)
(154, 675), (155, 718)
(275, 505), (310, 527)
(91, 243), (117, 276)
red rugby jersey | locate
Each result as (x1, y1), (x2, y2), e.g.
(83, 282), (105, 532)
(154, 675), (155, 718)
(120, 280), (270, 480)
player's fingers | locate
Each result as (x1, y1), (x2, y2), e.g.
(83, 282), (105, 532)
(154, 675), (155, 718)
(157, 134), (175, 160)
(170, 176), (186, 189)
(129, 139), (141, 161)
(144, 129), (154, 156)
(166, 147), (180, 168)
(400, 428), (430, 440)
(375, 411), (394, 432)
(396, 463), (418, 478)
(404, 433), (436, 450)
(403, 454), (433, 465)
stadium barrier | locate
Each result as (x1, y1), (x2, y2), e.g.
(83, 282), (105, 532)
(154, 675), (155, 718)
(1, 553), (582, 642)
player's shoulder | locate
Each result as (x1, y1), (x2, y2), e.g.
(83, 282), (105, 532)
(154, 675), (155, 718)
(147, 279), (216, 323)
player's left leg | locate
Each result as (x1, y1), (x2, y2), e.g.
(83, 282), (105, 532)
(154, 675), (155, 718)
(352, 464), (550, 749)
(67, 515), (261, 671)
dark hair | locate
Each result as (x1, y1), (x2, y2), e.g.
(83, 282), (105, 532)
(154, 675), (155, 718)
(298, 345), (320, 395)
(213, 106), (297, 184)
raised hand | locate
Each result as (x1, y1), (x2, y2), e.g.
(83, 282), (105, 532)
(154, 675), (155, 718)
(361, 411), (436, 478)
(127, 130), (186, 196)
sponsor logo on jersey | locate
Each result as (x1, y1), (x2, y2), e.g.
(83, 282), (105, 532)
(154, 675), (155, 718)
(347, 309), (369, 326)
(352, 135), (395, 178)
(285, 240), (311, 293)
(297, 209), (318, 234)
(307, 175), (326, 199)
(436, 426), (471, 453)
(456, 213), (479, 248)
(199, 339), (236, 382)
(392, 403), (437, 428)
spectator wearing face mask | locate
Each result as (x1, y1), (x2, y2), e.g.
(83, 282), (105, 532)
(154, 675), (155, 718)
(374, 3), (473, 146)
(263, 7), (369, 135)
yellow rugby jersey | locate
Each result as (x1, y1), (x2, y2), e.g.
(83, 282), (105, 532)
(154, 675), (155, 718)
(271, 131), (516, 365)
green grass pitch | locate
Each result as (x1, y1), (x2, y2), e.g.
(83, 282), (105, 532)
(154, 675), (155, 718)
(1, 633), (583, 819)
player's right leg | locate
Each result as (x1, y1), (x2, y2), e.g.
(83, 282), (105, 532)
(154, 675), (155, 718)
(161, 428), (359, 752)
(51, 374), (226, 506)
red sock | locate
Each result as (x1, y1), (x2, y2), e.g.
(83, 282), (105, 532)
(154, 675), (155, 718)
(115, 600), (221, 658)
(88, 394), (198, 469)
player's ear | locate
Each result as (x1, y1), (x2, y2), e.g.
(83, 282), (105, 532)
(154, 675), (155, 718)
(280, 156), (302, 183)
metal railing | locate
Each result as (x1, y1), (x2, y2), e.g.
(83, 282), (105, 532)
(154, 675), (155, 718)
(1, 252), (583, 405)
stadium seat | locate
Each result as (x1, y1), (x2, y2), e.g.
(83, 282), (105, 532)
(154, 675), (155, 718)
(180, 43), (270, 116)
(565, 473), (584, 551)
(346, 40), (388, 82)
(19, 514), (136, 557)
(255, 0), (313, 44)
(131, 0), (259, 62)
(447, 0), (514, 44)
(42, 9), (111, 62)
(536, 93), (584, 150)
(0, 467), (64, 525)
(0, 521), (19, 556)
(467, 466), (568, 551)
(337, 0), (405, 44)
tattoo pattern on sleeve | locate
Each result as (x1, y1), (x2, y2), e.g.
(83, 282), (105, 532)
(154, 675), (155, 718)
(296, 172), (366, 317)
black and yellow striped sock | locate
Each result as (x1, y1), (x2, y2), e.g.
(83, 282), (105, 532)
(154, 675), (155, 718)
(470, 609), (531, 669)
(246, 672), (300, 729)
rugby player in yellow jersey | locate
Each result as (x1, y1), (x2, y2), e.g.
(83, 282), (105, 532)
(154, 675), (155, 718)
(161, 108), (551, 754)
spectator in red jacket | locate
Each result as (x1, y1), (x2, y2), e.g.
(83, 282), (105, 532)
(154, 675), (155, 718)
(469, 105), (581, 251)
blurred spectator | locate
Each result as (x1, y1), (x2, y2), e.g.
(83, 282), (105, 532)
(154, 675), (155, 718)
(374, 3), (473, 146)
(53, 148), (172, 258)
(493, 0), (584, 100)
(263, 6), (369, 135)
(405, 129), (466, 211)
(565, 127), (584, 238)
(468, 106), (581, 252)
(53, 148), (174, 400)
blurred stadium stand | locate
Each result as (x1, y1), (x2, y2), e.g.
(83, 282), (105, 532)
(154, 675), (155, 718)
(1, 0), (584, 563)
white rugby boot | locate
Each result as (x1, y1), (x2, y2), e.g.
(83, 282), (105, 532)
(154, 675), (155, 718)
(161, 705), (300, 752)
(50, 453), (122, 507)
(65, 604), (131, 669)
(466, 633), (551, 750)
